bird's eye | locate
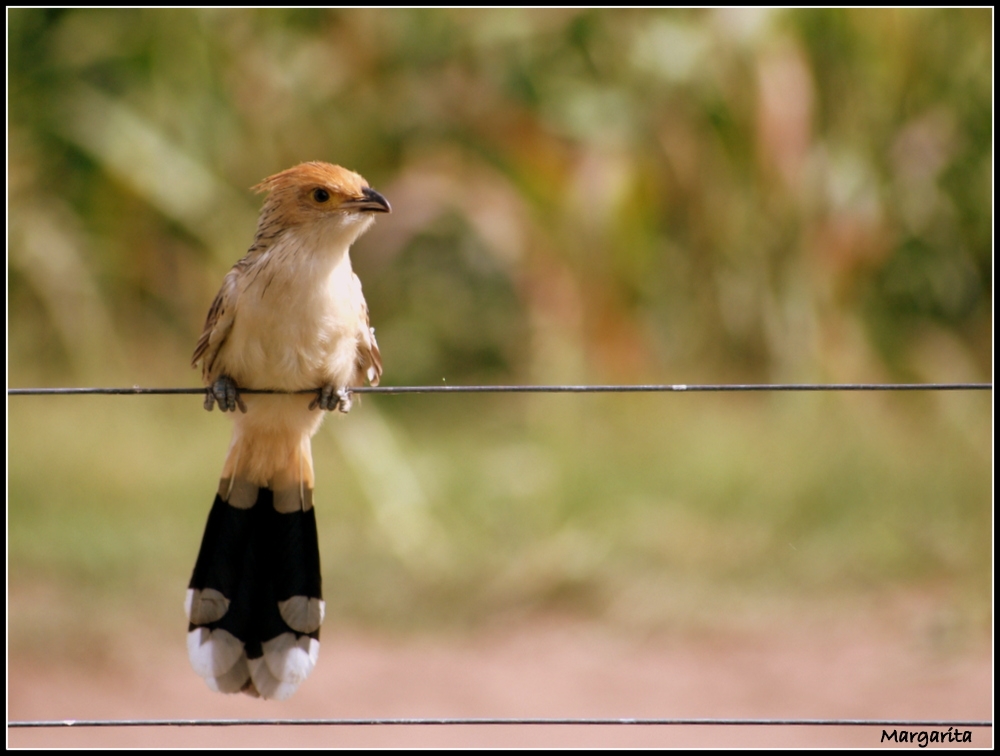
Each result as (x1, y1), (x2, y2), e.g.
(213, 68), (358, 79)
(313, 188), (330, 203)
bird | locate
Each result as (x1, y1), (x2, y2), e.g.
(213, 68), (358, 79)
(186, 162), (389, 700)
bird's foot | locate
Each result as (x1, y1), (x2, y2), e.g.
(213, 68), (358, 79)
(204, 376), (247, 413)
(310, 385), (353, 413)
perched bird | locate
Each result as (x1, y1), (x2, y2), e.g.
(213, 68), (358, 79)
(186, 162), (389, 700)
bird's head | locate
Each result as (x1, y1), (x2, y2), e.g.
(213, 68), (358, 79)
(252, 162), (390, 247)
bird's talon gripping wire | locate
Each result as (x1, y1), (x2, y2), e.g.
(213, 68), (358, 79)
(206, 376), (246, 413)
(310, 385), (352, 413)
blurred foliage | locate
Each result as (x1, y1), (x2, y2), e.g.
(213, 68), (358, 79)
(8, 8), (992, 386)
(7, 9), (993, 655)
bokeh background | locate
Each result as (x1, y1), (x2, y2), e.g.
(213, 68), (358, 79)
(7, 8), (992, 744)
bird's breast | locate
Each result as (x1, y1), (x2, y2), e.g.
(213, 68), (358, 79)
(222, 245), (363, 392)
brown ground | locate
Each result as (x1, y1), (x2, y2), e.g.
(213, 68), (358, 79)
(8, 596), (992, 749)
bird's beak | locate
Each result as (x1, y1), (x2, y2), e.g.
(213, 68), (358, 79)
(342, 187), (391, 213)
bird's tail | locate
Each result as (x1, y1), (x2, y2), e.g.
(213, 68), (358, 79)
(186, 432), (323, 700)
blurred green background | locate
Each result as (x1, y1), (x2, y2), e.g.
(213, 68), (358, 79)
(8, 9), (992, 664)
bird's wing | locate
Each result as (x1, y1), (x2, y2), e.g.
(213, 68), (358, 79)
(354, 272), (382, 387)
(192, 267), (241, 383)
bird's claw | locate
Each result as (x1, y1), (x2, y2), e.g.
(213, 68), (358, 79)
(310, 386), (353, 413)
(204, 376), (247, 413)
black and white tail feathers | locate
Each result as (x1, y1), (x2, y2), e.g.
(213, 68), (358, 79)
(186, 481), (324, 700)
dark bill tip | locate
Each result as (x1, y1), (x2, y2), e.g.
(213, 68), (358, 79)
(344, 186), (391, 213)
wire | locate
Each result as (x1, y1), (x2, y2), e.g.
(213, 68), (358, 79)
(7, 717), (992, 728)
(6, 382), (993, 396)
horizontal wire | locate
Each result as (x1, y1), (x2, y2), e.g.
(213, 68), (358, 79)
(7, 717), (992, 729)
(6, 382), (993, 397)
